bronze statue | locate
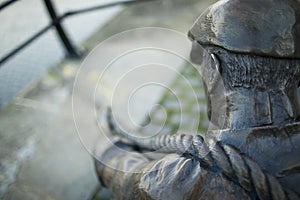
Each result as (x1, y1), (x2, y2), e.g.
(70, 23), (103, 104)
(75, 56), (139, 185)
(95, 0), (300, 199)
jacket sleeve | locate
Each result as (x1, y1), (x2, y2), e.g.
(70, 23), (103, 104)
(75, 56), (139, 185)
(95, 137), (251, 200)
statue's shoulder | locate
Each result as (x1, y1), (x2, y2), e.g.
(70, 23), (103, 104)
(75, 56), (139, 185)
(212, 122), (300, 195)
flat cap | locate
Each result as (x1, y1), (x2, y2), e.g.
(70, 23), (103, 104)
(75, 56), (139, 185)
(188, 0), (300, 58)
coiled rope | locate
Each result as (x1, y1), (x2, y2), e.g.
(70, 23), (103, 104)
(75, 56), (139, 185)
(106, 109), (299, 200)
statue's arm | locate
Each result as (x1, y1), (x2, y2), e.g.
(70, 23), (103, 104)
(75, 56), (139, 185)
(95, 138), (251, 200)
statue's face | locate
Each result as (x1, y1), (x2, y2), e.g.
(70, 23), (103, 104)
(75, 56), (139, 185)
(190, 44), (226, 128)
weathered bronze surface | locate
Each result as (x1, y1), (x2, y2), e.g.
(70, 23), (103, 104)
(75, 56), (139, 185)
(95, 0), (300, 199)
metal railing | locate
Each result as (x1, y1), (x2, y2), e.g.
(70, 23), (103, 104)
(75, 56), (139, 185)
(0, 0), (154, 66)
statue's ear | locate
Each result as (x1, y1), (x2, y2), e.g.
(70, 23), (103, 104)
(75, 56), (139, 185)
(201, 53), (225, 127)
(211, 54), (221, 74)
(207, 53), (222, 93)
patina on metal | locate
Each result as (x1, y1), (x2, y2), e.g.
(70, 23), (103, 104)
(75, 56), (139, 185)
(95, 0), (300, 199)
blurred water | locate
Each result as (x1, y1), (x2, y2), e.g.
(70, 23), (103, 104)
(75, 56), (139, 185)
(0, 0), (122, 107)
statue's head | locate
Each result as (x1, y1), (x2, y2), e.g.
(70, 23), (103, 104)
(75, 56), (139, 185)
(189, 0), (300, 129)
